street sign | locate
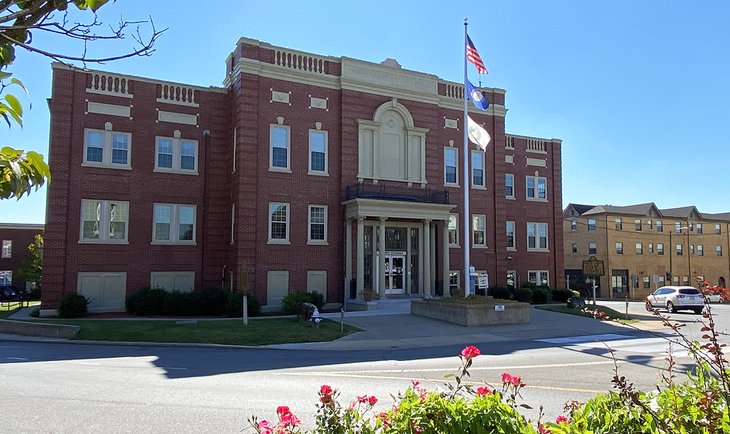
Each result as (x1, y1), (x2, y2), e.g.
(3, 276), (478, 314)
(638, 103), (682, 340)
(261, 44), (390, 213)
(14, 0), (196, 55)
(477, 273), (488, 289)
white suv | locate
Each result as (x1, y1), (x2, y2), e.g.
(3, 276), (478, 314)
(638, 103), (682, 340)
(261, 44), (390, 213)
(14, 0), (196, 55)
(645, 286), (704, 314)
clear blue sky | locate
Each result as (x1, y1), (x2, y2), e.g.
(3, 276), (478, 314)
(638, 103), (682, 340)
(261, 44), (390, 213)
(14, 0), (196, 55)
(2, 0), (728, 224)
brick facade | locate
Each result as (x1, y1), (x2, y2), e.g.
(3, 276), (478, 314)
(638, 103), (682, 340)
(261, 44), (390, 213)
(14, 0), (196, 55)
(41, 37), (563, 314)
(0, 224), (44, 290)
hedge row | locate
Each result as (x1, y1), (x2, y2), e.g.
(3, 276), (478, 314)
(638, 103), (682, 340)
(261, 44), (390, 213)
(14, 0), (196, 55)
(125, 287), (261, 317)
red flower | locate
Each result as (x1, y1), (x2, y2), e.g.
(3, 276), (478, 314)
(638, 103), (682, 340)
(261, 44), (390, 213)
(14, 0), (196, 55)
(501, 372), (523, 386)
(357, 395), (367, 403)
(368, 395), (378, 406)
(276, 406), (290, 417)
(476, 386), (492, 396)
(460, 345), (481, 359)
(320, 385), (332, 396)
(556, 415), (568, 423)
(411, 380), (421, 388)
(279, 411), (301, 427)
(538, 423), (552, 434)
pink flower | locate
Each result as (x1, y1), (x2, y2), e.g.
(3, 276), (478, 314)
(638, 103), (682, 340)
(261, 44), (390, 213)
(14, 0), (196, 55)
(476, 386), (492, 396)
(256, 420), (273, 434)
(501, 372), (523, 386)
(320, 385), (332, 396)
(357, 395), (368, 403)
(411, 380), (421, 388)
(279, 411), (301, 427)
(460, 345), (481, 359)
(538, 423), (552, 434)
(556, 415), (568, 424)
(368, 395), (378, 406)
(276, 406), (290, 417)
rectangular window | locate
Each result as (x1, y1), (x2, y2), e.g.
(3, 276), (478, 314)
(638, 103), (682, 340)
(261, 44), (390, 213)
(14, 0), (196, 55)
(444, 148), (457, 185)
(506, 221), (515, 249)
(83, 128), (131, 168)
(232, 127), (237, 173)
(270, 125), (290, 170)
(716, 224), (722, 235)
(675, 221), (682, 232)
(571, 242), (577, 253)
(472, 214), (486, 247)
(449, 271), (460, 293)
(309, 130), (328, 174)
(615, 218), (622, 231)
(634, 219), (642, 231)
(588, 242), (596, 255)
(1, 240), (11, 258)
(635, 243), (643, 255)
(269, 202), (290, 243)
(676, 244), (683, 255)
(527, 222), (548, 251)
(570, 220), (576, 231)
(0, 270), (12, 285)
(155, 135), (198, 173)
(616, 242), (623, 255)
(656, 220), (663, 232)
(505, 173), (514, 198)
(528, 270), (549, 286)
(526, 175), (547, 200)
(308, 205), (327, 244)
(697, 244), (704, 256)
(717, 245), (723, 256)
(80, 200), (129, 243)
(657, 243), (664, 255)
(647, 219), (653, 230)
(649, 243), (654, 253)
(643, 276), (650, 289)
(153, 203), (196, 243)
(471, 151), (484, 188)
(448, 214), (459, 246)
(690, 244), (695, 255)
(588, 219), (596, 231)
(696, 223), (702, 234)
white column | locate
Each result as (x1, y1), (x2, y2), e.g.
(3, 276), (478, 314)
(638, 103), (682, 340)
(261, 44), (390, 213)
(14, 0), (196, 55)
(418, 225), (423, 294)
(442, 220), (450, 296)
(356, 217), (364, 296)
(345, 218), (352, 298)
(378, 217), (387, 298)
(423, 219), (431, 296)
(430, 221), (436, 295)
(406, 227), (412, 295)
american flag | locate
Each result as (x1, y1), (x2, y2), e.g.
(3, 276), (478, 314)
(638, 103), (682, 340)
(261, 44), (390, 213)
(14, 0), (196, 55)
(466, 35), (487, 74)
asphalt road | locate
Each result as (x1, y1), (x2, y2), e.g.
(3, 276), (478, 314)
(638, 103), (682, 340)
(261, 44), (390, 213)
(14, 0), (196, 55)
(1, 301), (727, 433)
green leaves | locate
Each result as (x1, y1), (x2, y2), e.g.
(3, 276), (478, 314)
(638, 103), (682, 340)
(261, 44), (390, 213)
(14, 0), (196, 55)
(0, 73), (29, 128)
(73, 0), (110, 12)
(0, 146), (51, 200)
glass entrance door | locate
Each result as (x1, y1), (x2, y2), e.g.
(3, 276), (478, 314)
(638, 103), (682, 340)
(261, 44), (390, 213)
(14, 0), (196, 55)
(384, 255), (405, 294)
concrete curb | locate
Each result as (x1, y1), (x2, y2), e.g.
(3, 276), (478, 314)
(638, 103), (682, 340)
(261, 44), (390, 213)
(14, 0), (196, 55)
(0, 319), (80, 338)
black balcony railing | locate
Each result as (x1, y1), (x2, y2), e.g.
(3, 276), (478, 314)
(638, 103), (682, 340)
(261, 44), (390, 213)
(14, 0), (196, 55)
(344, 183), (449, 204)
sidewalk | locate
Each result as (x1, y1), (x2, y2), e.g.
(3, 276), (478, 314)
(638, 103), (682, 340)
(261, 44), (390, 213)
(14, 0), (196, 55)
(0, 300), (667, 351)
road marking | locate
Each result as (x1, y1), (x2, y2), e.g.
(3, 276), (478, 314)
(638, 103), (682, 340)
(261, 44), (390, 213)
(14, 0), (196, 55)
(162, 367), (188, 370)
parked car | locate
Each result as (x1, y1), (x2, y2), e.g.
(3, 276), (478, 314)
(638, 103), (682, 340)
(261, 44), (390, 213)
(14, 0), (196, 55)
(0, 285), (17, 301)
(705, 292), (725, 303)
(645, 286), (704, 314)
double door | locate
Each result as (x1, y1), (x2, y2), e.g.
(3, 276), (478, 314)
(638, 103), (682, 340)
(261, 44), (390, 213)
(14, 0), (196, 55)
(384, 255), (405, 294)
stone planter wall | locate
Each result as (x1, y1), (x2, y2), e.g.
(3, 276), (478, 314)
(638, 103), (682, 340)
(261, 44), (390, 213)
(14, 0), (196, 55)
(411, 299), (530, 326)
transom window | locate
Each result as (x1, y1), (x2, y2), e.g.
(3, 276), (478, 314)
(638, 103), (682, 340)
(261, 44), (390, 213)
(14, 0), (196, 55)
(269, 202), (290, 244)
(155, 132), (198, 174)
(505, 173), (514, 198)
(506, 221), (515, 250)
(308, 205), (327, 244)
(526, 175), (547, 200)
(444, 148), (458, 185)
(309, 130), (328, 175)
(83, 127), (131, 168)
(80, 199), (129, 243)
(270, 125), (291, 171)
(153, 203), (196, 243)
(472, 214), (486, 247)
(471, 150), (484, 188)
(527, 222), (548, 251)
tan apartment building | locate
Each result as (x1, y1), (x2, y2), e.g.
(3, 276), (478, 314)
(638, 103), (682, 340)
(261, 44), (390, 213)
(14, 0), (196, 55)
(564, 203), (730, 300)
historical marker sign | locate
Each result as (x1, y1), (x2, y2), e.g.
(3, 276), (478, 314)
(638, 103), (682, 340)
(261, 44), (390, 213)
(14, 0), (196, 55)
(582, 256), (605, 277)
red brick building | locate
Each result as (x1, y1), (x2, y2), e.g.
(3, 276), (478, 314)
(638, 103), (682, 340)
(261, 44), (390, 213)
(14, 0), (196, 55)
(0, 223), (44, 291)
(41, 37), (563, 315)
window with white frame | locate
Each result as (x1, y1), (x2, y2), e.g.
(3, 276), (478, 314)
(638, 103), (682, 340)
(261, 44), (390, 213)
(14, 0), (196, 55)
(716, 224), (722, 235)
(269, 202), (290, 243)
(634, 219), (642, 231)
(448, 214), (459, 246)
(696, 223), (702, 234)
(528, 270), (549, 286)
(153, 204), (196, 243)
(717, 245), (723, 256)
(649, 243), (654, 253)
(588, 242), (596, 254)
(472, 214), (486, 247)
(505, 173), (514, 198)
(83, 127), (131, 168)
(675, 221), (682, 232)
(635, 243), (642, 255)
(615, 218), (623, 231)
(697, 244), (704, 256)
(656, 220), (663, 232)
(643, 276), (651, 288)
(570, 220), (576, 231)
(526, 175), (547, 200)
(308, 205), (327, 244)
(657, 243), (664, 255)
(1, 240), (10, 258)
(449, 271), (460, 293)
(270, 124), (290, 171)
(80, 200), (129, 243)
(506, 221), (515, 250)
(676, 243), (683, 255)
(155, 132), (198, 173)
(0, 270), (11, 285)
(616, 242), (623, 254)
(526, 222), (548, 251)
(471, 150), (484, 188)
(444, 148), (458, 185)
(309, 129), (328, 175)
(690, 244), (695, 255)
(588, 219), (596, 231)
(647, 219), (653, 230)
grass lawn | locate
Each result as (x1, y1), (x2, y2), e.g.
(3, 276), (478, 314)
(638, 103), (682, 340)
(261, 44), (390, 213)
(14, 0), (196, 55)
(31, 317), (360, 346)
(536, 304), (637, 323)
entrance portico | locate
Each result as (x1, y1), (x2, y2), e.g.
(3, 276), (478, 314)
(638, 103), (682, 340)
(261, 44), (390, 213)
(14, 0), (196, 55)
(344, 197), (454, 300)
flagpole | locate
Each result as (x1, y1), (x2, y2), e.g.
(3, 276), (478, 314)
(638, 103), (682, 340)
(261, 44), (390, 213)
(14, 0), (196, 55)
(462, 18), (470, 298)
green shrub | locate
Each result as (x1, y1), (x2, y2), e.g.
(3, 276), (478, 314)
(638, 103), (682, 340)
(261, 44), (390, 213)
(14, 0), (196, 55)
(126, 286), (166, 315)
(488, 286), (512, 300)
(225, 291), (261, 317)
(197, 287), (229, 316)
(531, 286), (551, 304)
(520, 281), (537, 291)
(282, 291), (324, 315)
(514, 287), (533, 303)
(57, 293), (89, 318)
(552, 288), (574, 302)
